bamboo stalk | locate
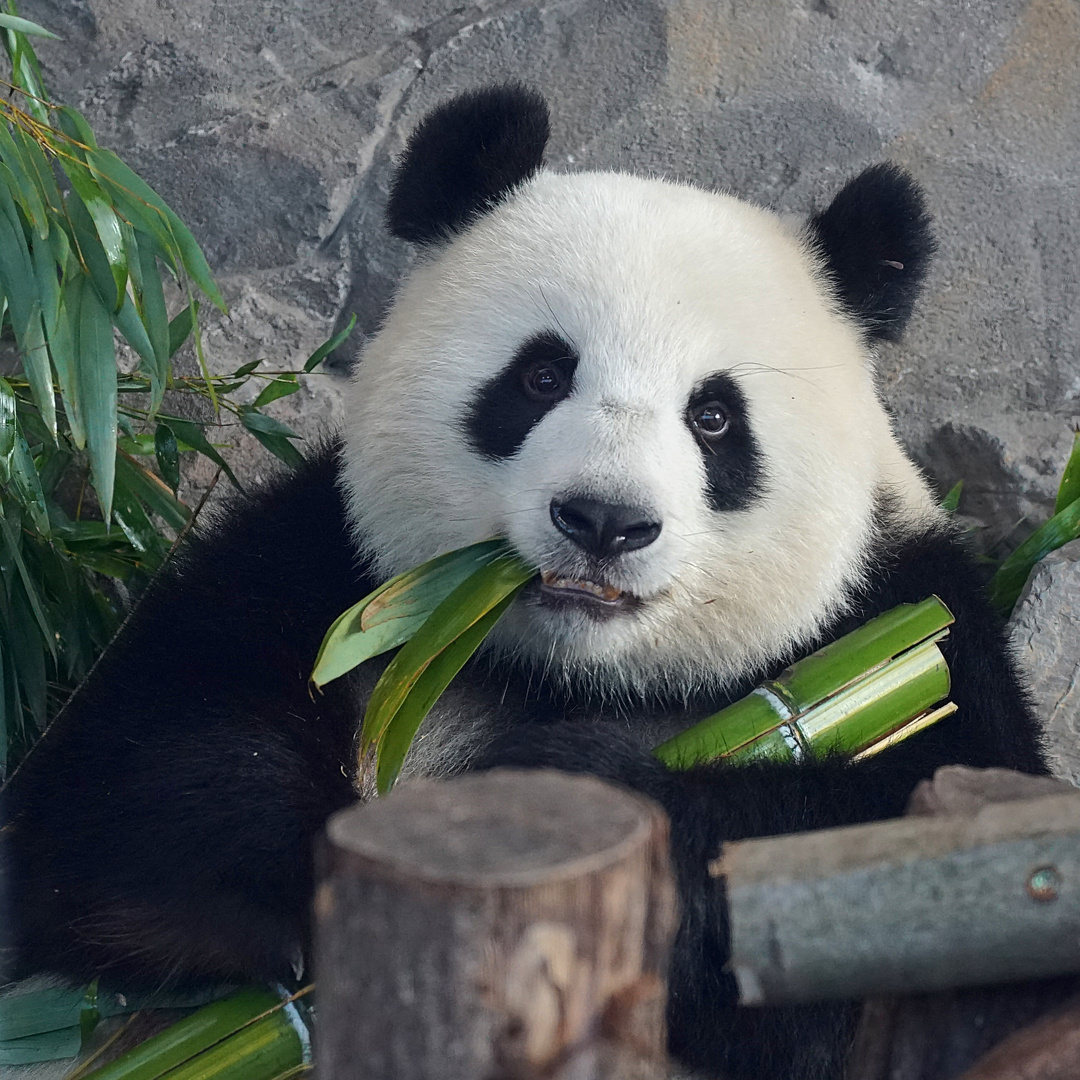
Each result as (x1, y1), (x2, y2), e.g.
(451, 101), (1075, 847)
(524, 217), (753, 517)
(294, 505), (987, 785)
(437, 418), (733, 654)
(654, 596), (955, 768)
(78, 988), (310, 1080)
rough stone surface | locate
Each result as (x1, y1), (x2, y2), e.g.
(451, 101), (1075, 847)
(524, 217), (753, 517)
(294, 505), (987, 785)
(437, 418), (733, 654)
(1009, 539), (1080, 785)
(18, 0), (1079, 528)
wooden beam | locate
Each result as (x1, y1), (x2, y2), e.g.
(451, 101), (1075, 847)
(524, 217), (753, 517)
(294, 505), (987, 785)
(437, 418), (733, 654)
(715, 788), (1080, 1004)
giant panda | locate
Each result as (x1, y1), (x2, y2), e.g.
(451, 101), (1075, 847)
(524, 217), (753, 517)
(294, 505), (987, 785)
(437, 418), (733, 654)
(1, 84), (1047, 1080)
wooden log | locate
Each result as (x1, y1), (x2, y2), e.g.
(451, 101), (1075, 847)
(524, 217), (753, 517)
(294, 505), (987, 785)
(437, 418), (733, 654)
(714, 787), (1080, 1004)
(846, 768), (1080, 1080)
(955, 993), (1080, 1080)
(314, 769), (676, 1080)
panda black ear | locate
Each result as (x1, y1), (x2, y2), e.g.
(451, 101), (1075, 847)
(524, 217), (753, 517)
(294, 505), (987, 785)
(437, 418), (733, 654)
(808, 164), (936, 342)
(386, 83), (550, 245)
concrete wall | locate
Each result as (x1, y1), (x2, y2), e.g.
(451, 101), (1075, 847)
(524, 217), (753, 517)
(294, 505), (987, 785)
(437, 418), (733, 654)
(26, 0), (1080, 544)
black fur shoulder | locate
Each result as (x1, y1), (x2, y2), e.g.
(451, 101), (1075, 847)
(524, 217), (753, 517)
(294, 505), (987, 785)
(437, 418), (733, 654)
(2, 446), (375, 986)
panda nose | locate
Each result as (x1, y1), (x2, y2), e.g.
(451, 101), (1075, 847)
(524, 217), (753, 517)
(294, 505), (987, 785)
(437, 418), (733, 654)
(550, 497), (662, 557)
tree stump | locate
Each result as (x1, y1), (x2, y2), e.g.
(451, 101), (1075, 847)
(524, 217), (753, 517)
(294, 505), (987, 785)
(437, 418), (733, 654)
(314, 769), (676, 1080)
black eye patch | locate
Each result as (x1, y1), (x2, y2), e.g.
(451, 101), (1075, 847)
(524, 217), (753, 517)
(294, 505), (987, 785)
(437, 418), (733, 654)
(686, 373), (767, 512)
(465, 332), (578, 460)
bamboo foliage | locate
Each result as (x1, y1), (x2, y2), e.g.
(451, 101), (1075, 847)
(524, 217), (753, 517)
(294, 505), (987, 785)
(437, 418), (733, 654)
(988, 426), (1080, 616)
(0, 6), (349, 773)
(0, 982), (312, 1079)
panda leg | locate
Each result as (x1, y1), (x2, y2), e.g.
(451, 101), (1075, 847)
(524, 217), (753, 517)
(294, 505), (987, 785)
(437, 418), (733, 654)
(3, 719), (354, 989)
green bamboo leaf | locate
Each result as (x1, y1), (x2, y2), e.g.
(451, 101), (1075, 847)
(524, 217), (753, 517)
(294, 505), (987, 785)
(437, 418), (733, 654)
(0, 12), (60, 39)
(79, 981), (100, 1048)
(0, 980), (88, 1040)
(116, 449), (190, 532)
(77, 281), (117, 521)
(134, 233), (169, 355)
(247, 428), (304, 468)
(1, 23), (48, 121)
(64, 186), (123, 312)
(168, 300), (197, 357)
(55, 106), (97, 151)
(29, 231), (60, 333)
(0, 376), (15, 482)
(154, 422), (180, 492)
(118, 432), (154, 455)
(134, 235), (169, 412)
(86, 148), (226, 311)
(163, 416), (240, 489)
(10, 433), (49, 535)
(0, 982), (238, 1065)
(110, 465), (168, 568)
(311, 540), (507, 687)
(20, 306), (55, 441)
(252, 374), (299, 409)
(187, 292), (218, 415)
(6, 582), (48, 728)
(233, 359), (261, 377)
(14, 127), (64, 216)
(1055, 428), (1080, 516)
(0, 128), (48, 236)
(361, 554), (534, 753)
(0, 1027), (80, 1066)
(0, 184), (55, 437)
(0, 513), (55, 659)
(989, 497), (1080, 615)
(122, 216), (142, 293)
(940, 480), (963, 514)
(304, 313), (356, 372)
(50, 265), (85, 448)
(0, 180), (37, 325)
(376, 590), (520, 793)
(112, 291), (156, 369)
(61, 143), (127, 308)
(239, 410), (300, 440)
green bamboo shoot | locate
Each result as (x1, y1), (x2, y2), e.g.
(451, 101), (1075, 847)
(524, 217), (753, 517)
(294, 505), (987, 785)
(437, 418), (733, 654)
(77, 988), (310, 1080)
(654, 597), (955, 768)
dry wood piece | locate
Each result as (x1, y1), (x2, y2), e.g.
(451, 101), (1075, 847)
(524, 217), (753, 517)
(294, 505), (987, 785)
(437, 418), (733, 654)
(847, 768), (1080, 1080)
(715, 788), (1080, 1004)
(314, 769), (676, 1080)
(955, 993), (1080, 1080)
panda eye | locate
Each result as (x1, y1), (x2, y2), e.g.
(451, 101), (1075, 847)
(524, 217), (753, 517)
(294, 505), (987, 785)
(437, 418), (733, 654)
(523, 363), (567, 400)
(690, 401), (730, 440)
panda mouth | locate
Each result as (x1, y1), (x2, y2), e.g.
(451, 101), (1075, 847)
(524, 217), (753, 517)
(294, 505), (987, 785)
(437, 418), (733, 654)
(538, 570), (631, 610)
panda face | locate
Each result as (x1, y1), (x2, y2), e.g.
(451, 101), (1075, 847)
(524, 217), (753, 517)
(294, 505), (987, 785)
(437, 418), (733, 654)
(341, 170), (938, 697)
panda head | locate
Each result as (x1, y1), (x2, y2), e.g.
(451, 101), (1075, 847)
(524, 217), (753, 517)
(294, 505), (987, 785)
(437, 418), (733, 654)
(340, 84), (942, 698)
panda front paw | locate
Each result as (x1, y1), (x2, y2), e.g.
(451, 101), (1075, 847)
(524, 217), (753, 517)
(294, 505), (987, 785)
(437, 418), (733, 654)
(471, 721), (692, 828)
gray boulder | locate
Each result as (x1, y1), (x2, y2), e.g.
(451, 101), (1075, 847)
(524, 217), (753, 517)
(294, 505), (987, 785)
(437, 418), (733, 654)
(1009, 540), (1080, 785)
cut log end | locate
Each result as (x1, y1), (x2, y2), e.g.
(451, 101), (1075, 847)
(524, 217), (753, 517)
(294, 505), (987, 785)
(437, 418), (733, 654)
(315, 769), (677, 1080)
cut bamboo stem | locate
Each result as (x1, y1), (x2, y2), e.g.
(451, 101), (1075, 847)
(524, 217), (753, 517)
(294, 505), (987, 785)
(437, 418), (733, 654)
(314, 770), (676, 1080)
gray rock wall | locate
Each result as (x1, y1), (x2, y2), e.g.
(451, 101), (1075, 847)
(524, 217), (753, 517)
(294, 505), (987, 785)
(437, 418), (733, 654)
(1009, 540), (1080, 784)
(23, 0), (1080, 530)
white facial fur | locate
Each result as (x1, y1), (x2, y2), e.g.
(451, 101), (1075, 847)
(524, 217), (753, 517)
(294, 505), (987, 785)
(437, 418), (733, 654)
(340, 171), (941, 699)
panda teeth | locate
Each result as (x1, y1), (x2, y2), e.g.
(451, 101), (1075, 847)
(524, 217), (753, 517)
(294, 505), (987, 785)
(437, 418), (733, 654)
(540, 570), (624, 603)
